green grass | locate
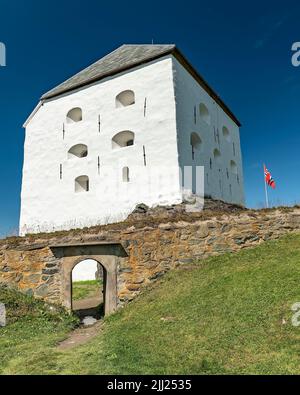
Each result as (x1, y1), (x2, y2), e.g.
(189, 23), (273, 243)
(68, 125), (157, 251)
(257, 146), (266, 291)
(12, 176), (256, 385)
(72, 280), (102, 300)
(0, 287), (78, 374)
(1, 233), (300, 374)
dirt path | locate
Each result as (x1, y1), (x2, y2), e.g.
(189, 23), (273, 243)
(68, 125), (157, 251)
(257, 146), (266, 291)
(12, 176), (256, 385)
(58, 292), (104, 351)
(57, 320), (104, 350)
(73, 295), (102, 311)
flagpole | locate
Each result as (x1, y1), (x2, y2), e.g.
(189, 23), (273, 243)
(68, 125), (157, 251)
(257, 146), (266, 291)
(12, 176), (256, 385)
(264, 164), (269, 208)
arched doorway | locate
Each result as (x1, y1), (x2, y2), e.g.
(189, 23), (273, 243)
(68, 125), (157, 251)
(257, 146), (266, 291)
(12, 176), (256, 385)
(71, 259), (106, 319)
(50, 242), (127, 316)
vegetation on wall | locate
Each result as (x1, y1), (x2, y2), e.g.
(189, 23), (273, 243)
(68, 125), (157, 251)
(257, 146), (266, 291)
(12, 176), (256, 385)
(1, 233), (300, 374)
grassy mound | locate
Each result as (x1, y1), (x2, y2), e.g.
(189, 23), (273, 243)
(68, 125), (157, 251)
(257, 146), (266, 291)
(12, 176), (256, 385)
(0, 287), (78, 374)
(57, 233), (300, 375)
(1, 233), (300, 374)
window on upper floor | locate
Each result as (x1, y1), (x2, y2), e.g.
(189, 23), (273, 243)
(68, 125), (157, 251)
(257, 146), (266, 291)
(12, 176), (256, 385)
(199, 103), (210, 125)
(190, 132), (202, 150)
(75, 175), (89, 193)
(190, 132), (202, 159)
(116, 90), (135, 108)
(112, 131), (135, 149)
(122, 167), (130, 182)
(222, 126), (231, 142)
(68, 144), (88, 159)
(230, 160), (238, 175)
(213, 148), (221, 165)
(66, 107), (83, 124)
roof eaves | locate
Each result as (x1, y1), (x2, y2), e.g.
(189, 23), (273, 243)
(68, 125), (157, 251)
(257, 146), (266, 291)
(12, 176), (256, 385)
(172, 47), (241, 127)
(41, 45), (176, 101)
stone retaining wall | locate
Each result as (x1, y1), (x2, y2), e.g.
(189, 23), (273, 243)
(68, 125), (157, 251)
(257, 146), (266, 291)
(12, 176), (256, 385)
(1, 207), (300, 307)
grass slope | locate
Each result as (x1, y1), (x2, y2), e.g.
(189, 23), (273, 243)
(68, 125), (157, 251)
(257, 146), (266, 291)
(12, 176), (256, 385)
(1, 233), (300, 374)
(0, 287), (78, 374)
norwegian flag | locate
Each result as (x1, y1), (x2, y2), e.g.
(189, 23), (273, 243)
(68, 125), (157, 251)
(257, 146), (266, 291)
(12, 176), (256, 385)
(264, 164), (276, 189)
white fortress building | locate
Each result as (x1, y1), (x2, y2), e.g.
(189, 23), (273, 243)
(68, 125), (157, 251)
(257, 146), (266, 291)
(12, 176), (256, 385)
(20, 44), (244, 235)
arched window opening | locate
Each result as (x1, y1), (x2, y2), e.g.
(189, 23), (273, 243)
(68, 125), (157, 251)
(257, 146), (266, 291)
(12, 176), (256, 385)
(213, 148), (221, 165)
(116, 90), (135, 108)
(122, 167), (130, 182)
(190, 132), (202, 160)
(75, 175), (89, 193)
(199, 103), (210, 125)
(112, 131), (135, 149)
(230, 160), (238, 175)
(72, 259), (106, 319)
(68, 144), (88, 159)
(222, 126), (231, 142)
(66, 107), (82, 124)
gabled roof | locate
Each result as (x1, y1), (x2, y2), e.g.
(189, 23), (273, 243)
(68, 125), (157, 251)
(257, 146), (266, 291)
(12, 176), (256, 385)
(39, 44), (241, 127)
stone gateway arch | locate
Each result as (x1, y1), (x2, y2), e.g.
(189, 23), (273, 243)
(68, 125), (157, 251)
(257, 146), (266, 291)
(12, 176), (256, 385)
(50, 242), (128, 315)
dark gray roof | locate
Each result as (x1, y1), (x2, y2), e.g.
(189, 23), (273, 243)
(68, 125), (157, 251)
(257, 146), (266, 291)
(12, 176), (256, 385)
(40, 44), (241, 126)
(41, 45), (176, 100)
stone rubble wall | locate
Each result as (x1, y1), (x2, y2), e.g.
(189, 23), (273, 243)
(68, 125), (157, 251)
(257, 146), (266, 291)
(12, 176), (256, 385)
(1, 207), (300, 307)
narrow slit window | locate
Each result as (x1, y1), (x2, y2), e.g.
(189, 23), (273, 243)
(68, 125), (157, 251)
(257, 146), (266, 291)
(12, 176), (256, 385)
(143, 145), (147, 166)
(122, 167), (130, 182)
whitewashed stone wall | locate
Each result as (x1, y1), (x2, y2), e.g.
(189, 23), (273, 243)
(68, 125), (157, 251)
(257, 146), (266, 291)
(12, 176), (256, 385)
(173, 58), (245, 205)
(20, 54), (244, 235)
(20, 56), (182, 235)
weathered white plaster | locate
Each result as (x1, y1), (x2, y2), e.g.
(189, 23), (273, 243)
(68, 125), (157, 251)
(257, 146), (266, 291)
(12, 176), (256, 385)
(20, 53), (244, 235)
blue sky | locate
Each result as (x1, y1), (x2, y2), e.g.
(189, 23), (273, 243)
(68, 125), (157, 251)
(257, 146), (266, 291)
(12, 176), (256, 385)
(0, 0), (300, 236)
